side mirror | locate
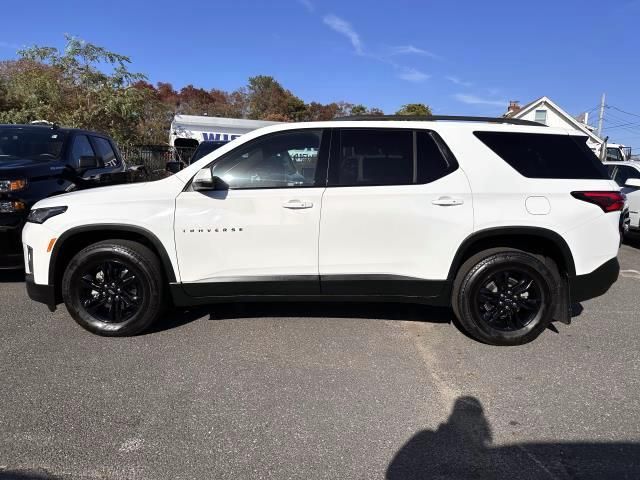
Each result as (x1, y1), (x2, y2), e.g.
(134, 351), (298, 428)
(166, 160), (184, 174)
(78, 155), (102, 170)
(625, 178), (640, 188)
(192, 168), (229, 191)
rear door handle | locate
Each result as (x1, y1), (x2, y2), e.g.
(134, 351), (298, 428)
(432, 196), (464, 206)
(283, 199), (314, 209)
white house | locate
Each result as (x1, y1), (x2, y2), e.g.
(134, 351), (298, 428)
(504, 96), (604, 155)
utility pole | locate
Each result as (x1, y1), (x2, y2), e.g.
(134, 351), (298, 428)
(597, 92), (606, 138)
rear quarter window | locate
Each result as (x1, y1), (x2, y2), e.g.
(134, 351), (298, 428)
(474, 131), (609, 180)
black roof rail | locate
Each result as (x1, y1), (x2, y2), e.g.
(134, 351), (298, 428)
(333, 115), (545, 127)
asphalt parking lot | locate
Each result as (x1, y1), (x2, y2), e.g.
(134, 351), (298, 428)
(1, 243), (639, 480)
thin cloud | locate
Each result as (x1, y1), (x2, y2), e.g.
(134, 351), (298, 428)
(389, 45), (439, 59)
(297, 0), (314, 13)
(454, 94), (506, 107)
(398, 68), (430, 82)
(323, 14), (363, 55)
(446, 76), (473, 87)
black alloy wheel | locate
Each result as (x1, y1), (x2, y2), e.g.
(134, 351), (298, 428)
(78, 260), (143, 324)
(472, 268), (543, 332)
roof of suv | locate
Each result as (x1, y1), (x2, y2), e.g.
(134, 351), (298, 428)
(0, 123), (112, 138)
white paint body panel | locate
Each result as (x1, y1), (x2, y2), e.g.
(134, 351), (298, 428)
(319, 169), (473, 279)
(23, 175), (185, 285)
(175, 188), (324, 282)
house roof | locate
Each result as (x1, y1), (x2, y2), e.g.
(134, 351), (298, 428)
(505, 96), (603, 144)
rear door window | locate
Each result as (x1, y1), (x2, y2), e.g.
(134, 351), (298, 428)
(474, 132), (609, 179)
(329, 129), (457, 187)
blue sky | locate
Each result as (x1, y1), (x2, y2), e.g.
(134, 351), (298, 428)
(2, 0), (640, 147)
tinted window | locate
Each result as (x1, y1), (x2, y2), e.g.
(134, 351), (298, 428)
(606, 164), (617, 179)
(416, 131), (457, 183)
(92, 137), (119, 167)
(330, 129), (456, 187)
(210, 130), (322, 189)
(0, 128), (66, 161)
(335, 130), (414, 186)
(615, 165), (640, 186)
(607, 148), (623, 162)
(191, 142), (227, 163)
(474, 132), (609, 179)
(69, 135), (95, 167)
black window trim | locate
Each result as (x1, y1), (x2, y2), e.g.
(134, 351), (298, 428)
(326, 127), (459, 188)
(190, 127), (331, 191)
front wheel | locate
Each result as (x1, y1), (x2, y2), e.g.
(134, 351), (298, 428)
(62, 240), (166, 336)
(452, 248), (559, 346)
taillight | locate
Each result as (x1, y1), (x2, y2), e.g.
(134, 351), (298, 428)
(571, 191), (625, 213)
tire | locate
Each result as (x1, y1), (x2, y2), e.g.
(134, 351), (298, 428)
(452, 248), (559, 346)
(61, 240), (166, 336)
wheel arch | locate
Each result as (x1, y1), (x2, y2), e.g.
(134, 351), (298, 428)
(49, 224), (177, 303)
(447, 227), (576, 282)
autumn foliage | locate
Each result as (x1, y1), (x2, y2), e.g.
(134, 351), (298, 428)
(0, 36), (429, 146)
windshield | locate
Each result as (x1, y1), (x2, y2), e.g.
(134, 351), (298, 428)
(0, 128), (67, 161)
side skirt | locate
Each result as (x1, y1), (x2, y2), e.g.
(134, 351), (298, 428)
(171, 275), (451, 308)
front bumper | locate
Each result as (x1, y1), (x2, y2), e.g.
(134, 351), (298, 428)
(569, 257), (620, 303)
(0, 215), (26, 269)
(25, 273), (57, 311)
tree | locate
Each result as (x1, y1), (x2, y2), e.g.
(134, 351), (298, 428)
(246, 75), (303, 121)
(0, 35), (149, 145)
(396, 103), (432, 116)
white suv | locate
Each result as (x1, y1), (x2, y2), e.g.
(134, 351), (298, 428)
(605, 160), (640, 236)
(23, 117), (623, 345)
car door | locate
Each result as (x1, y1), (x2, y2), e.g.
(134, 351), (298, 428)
(175, 128), (329, 296)
(614, 165), (640, 228)
(318, 128), (473, 297)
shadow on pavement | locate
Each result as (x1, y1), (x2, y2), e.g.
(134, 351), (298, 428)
(0, 470), (58, 480)
(387, 396), (640, 480)
(151, 302), (454, 334)
(623, 235), (640, 249)
(0, 270), (24, 283)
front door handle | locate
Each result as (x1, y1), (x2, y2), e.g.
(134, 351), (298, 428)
(283, 199), (314, 209)
(432, 196), (464, 206)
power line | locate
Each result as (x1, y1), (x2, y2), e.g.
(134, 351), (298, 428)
(607, 105), (640, 119)
(604, 120), (640, 130)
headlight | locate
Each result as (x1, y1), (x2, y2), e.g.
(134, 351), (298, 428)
(0, 201), (27, 213)
(0, 179), (27, 193)
(27, 206), (67, 224)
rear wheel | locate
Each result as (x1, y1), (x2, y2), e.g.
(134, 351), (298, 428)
(452, 248), (559, 346)
(62, 240), (166, 336)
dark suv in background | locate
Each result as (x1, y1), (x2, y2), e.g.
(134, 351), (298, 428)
(0, 123), (126, 269)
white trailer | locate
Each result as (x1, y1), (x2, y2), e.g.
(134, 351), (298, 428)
(169, 115), (282, 151)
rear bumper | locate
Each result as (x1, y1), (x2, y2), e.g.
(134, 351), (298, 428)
(569, 257), (620, 303)
(25, 273), (57, 311)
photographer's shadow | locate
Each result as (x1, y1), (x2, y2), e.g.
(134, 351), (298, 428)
(387, 396), (640, 479)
